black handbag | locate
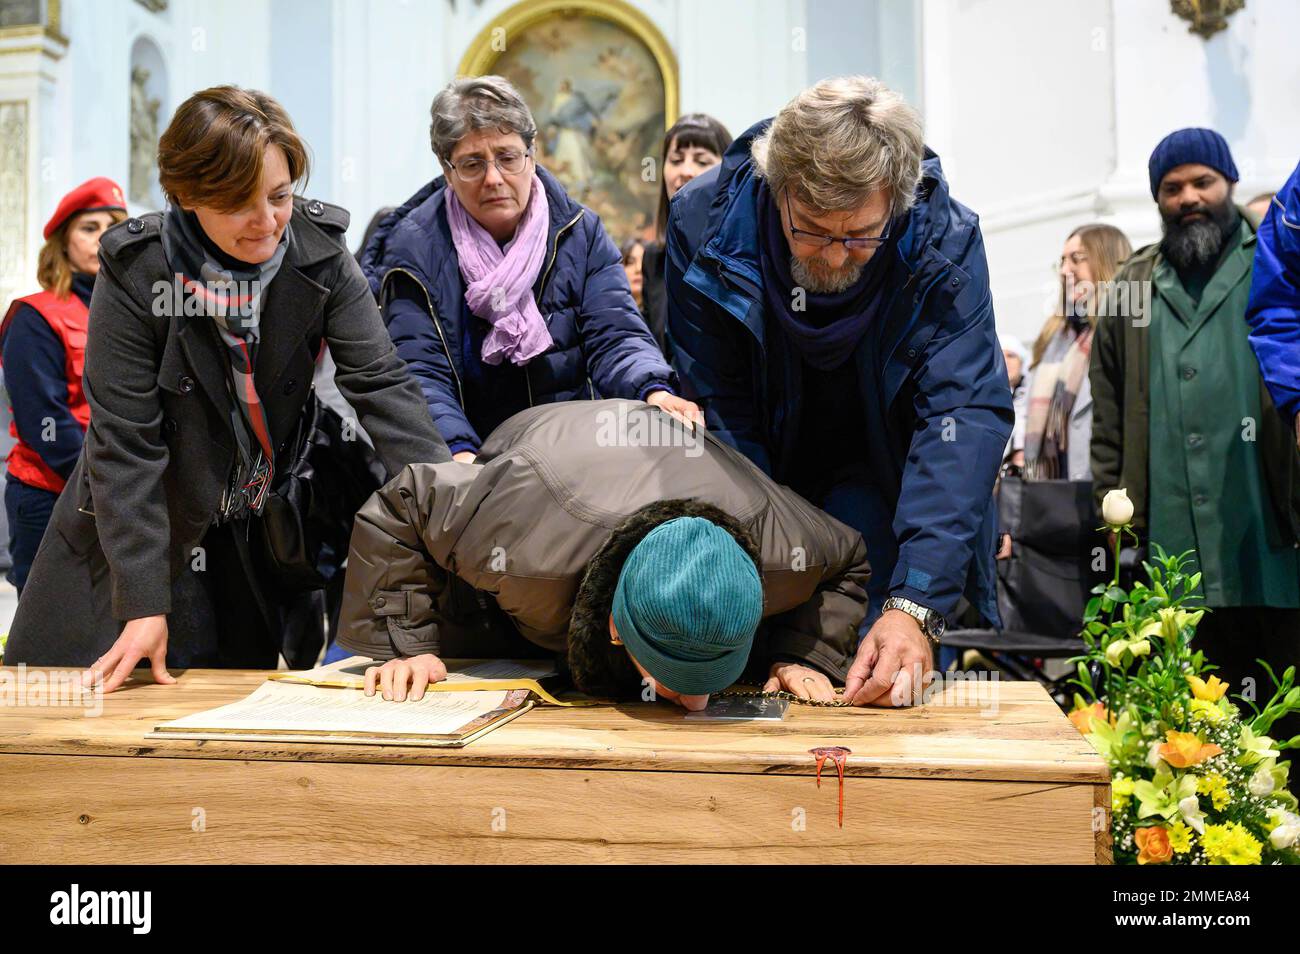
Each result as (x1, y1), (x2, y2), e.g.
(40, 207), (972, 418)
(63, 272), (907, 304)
(256, 389), (388, 591)
(995, 474), (1100, 638)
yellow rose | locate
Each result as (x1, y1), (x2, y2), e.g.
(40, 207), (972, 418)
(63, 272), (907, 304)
(1189, 698), (1226, 724)
(1160, 730), (1223, 768)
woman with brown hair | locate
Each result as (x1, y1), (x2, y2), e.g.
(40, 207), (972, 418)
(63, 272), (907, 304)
(1020, 223), (1133, 480)
(0, 178), (127, 592)
(3, 86), (449, 688)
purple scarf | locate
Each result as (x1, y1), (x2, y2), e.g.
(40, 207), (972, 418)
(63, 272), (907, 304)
(445, 174), (553, 366)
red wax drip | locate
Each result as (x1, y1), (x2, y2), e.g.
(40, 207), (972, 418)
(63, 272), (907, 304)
(809, 746), (851, 827)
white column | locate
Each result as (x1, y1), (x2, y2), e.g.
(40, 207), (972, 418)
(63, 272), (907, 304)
(0, 21), (67, 306)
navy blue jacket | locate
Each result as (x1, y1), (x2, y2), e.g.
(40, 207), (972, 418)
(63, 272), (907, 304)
(666, 121), (1012, 623)
(1247, 158), (1300, 423)
(360, 165), (674, 453)
(1, 272), (95, 482)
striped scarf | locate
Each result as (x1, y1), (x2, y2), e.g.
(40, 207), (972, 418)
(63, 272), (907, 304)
(161, 207), (291, 516)
(1024, 322), (1093, 480)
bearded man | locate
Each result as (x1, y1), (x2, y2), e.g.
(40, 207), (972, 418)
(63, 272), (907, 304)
(664, 76), (1012, 706)
(1090, 129), (1300, 793)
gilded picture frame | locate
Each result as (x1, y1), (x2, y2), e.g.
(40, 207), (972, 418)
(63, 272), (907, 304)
(458, 0), (680, 241)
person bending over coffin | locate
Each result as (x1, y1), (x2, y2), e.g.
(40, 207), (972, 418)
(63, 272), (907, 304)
(337, 399), (907, 709)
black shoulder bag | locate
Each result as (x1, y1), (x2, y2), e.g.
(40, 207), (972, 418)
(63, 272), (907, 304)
(256, 389), (388, 591)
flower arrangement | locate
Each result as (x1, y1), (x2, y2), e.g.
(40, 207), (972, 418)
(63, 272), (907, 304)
(1068, 489), (1300, 865)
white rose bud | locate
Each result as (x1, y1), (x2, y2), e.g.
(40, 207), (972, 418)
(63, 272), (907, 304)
(1102, 488), (1134, 528)
(1249, 765), (1276, 797)
(1270, 823), (1300, 850)
(1178, 795), (1206, 834)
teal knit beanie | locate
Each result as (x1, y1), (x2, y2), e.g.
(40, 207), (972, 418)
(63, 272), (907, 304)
(610, 516), (763, 696)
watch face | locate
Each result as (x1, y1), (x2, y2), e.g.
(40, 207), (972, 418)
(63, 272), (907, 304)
(927, 612), (946, 638)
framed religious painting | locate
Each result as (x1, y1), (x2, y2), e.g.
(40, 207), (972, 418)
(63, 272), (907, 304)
(458, 0), (679, 243)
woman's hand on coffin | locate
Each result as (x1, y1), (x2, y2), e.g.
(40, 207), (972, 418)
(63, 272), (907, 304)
(82, 614), (176, 693)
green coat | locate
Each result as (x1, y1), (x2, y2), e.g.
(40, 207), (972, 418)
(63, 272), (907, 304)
(1090, 210), (1300, 548)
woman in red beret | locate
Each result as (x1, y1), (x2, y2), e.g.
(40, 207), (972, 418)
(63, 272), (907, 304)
(0, 177), (127, 592)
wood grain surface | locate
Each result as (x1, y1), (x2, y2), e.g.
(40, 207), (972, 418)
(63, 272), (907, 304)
(0, 668), (1108, 782)
(0, 667), (1110, 863)
(0, 753), (1105, 864)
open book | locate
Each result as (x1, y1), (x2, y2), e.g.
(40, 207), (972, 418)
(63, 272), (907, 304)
(147, 660), (545, 747)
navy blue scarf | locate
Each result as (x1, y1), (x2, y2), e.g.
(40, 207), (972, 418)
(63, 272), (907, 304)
(757, 179), (895, 371)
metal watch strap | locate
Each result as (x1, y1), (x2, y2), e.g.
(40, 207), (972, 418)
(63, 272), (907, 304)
(883, 596), (942, 646)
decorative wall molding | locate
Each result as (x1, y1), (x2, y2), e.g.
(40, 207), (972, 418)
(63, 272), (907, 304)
(0, 99), (29, 308)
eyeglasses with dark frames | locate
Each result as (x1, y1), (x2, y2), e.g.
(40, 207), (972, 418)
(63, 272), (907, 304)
(784, 190), (892, 250)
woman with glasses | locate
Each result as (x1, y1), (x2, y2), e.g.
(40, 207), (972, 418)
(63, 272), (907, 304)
(1018, 224), (1132, 481)
(665, 77), (1015, 706)
(359, 76), (700, 465)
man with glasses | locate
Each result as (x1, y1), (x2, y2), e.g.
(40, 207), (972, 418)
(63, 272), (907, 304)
(665, 76), (1013, 706)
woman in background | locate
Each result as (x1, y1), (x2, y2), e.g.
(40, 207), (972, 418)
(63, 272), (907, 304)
(0, 178), (127, 592)
(1022, 223), (1132, 480)
(621, 237), (648, 314)
(641, 114), (732, 356)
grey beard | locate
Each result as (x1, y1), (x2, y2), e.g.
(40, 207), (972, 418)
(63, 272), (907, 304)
(1160, 201), (1237, 274)
(790, 254), (864, 294)
(1161, 218), (1224, 273)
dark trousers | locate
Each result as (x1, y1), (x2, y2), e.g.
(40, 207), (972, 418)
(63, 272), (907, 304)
(4, 477), (58, 593)
(1193, 606), (1300, 798)
(791, 468), (892, 637)
(165, 519), (282, 669)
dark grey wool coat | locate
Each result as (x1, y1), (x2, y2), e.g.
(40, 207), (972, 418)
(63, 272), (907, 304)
(3, 197), (450, 666)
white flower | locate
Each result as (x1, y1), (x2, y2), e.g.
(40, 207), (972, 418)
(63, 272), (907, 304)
(1102, 488), (1134, 528)
(1249, 765), (1277, 797)
(1270, 809), (1300, 829)
(1178, 795), (1206, 835)
(1270, 824), (1300, 850)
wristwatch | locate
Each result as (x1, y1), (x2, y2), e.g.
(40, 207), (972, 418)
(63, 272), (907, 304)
(882, 596), (946, 646)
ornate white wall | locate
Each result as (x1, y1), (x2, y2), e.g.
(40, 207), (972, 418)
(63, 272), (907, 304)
(922, 0), (1300, 341)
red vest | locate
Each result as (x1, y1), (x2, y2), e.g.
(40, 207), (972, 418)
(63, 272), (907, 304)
(0, 290), (91, 493)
